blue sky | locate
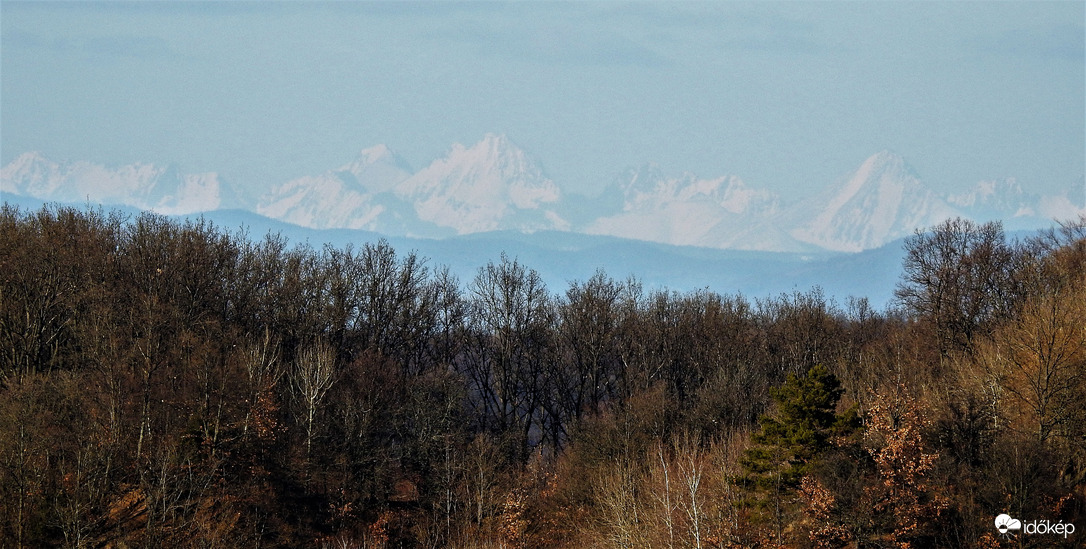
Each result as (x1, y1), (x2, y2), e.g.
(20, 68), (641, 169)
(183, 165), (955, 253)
(2, 1), (1083, 200)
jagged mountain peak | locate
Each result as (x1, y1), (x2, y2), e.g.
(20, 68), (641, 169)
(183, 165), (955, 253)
(860, 150), (915, 173)
(336, 144), (413, 193)
(257, 143), (416, 230)
(398, 134), (565, 234)
(410, 134), (552, 190)
(349, 144), (412, 171)
(866, 149), (905, 164)
(237, 134), (567, 237)
(841, 151), (917, 192)
(617, 163), (672, 193)
(585, 162), (795, 250)
(610, 163), (771, 211)
(476, 132), (518, 153)
(947, 178), (1030, 210)
(438, 133), (538, 175)
(790, 151), (957, 252)
(480, 132), (511, 146)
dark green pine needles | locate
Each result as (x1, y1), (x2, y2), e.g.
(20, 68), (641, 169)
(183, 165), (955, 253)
(741, 364), (860, 489)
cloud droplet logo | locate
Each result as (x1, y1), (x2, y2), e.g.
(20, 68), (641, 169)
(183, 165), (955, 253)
(995, 513), (1022, 535)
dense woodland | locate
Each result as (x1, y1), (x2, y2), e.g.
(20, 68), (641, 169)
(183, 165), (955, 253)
(1, 203), (1084, 548)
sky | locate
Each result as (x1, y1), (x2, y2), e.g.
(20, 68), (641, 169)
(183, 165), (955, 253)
(2, 1), (1083, 201)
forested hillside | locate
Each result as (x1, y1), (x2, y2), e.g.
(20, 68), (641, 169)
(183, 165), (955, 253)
(1, 204), (1083, 548)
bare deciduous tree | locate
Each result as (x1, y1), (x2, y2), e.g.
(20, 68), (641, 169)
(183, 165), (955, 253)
(464, 254), (553, 462)
(292, 339), (337, 460)
(895, 218), (1015, 356)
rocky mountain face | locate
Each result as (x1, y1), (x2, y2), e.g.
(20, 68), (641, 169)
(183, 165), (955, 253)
(4, 138), (1082, 252)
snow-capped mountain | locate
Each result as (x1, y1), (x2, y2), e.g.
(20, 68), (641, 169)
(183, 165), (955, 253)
(397, 134), (568, 234)
(790, 151), (962, 252)
(946, 177), (1086, 229)
(584, 164), (807, 250)
(947, 178), (1037, 218)
(256, 145), (422, 233)
(338, 144), (414, 194)
(3, 141), (1080, 253)
(258, 134), (569, 236)
(1, 152), (235, 215)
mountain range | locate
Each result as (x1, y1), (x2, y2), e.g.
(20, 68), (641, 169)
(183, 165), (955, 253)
(3, 133), (1084, 253)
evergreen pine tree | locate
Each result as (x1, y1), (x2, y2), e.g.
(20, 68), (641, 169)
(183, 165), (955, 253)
(741, 364), (859, 489)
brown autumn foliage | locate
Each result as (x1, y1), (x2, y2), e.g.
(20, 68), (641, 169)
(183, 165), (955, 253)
(0, 204), (1083, 547)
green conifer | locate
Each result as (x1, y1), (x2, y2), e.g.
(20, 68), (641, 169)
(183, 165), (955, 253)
(741, 364), (859, 489)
